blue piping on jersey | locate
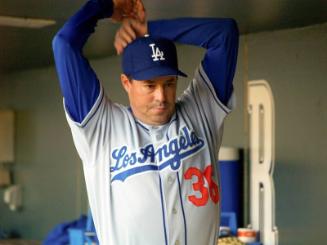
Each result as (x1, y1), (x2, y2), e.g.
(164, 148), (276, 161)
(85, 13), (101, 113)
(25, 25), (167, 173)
(159, 176), (168, 245)
(198, 68), (229, 115)
(177, 173), (188, 245)
(78, 90), (104, 128)
(128, 107), (150, 134)
(136, 121), (150, 133)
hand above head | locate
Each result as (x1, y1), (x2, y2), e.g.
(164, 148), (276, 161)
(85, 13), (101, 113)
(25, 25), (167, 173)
(112, 0), (146, 23)
(114, 17), (148, 55)
(112, 0), (147, 54)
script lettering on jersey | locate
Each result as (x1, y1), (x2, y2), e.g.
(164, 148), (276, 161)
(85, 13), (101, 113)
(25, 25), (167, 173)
(110, 126), (205, 182)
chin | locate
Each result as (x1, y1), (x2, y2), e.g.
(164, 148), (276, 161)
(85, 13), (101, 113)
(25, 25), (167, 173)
(151, 114), (172, 125)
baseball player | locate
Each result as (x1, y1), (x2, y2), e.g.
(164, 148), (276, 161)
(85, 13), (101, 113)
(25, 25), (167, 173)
(52, 0), (238, 244)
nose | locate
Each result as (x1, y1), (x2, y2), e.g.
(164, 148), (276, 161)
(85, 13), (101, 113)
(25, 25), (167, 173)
(154, 85), (166, 102)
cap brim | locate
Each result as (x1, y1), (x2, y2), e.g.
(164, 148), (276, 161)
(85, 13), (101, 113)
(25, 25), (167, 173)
(131, 66), (187, 80)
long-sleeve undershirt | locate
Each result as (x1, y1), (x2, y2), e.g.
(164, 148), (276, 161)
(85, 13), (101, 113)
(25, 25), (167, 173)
(52, 0), (239, 123)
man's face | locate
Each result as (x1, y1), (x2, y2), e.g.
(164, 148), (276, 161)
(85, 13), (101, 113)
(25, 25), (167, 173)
(121, 74), (177, 126)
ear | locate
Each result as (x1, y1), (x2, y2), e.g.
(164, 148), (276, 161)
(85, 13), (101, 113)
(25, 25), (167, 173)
(121, 74), (132, 93)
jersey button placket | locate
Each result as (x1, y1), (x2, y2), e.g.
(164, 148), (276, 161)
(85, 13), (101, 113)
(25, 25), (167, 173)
(151, 127), (170, 244)
(165, 177), (184, 245)
(153, 126), (185, 245)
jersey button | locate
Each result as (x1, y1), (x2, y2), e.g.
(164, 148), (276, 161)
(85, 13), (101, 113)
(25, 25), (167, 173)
(175, 240), (180, 245)
(172, 207), (177, 214)
(156, 133), (163, 141)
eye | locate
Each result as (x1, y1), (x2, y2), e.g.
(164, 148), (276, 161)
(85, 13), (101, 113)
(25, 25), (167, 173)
(166, 81), (176, 87)
(144, 83), (155, 89)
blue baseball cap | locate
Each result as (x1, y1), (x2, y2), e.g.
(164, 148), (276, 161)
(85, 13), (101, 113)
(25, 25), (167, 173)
(122, 35), (187, 80)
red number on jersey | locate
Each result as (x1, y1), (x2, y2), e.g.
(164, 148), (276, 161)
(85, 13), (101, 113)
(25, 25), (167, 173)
(184, 165), (219, 206)
(203, 165), (219, 204)
(184, 167), (209, 206)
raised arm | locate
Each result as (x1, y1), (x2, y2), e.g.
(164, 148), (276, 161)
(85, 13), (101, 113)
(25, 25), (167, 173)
(52, 0), (145, 123)
(148, 18), (239, 105)
(52, 0), (114, 123)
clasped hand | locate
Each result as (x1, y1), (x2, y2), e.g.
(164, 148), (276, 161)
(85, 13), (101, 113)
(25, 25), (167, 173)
(112, 0), (147, 54)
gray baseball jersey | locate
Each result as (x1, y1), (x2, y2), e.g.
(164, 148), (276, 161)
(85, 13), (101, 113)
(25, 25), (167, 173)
(65, 64), (233, 245)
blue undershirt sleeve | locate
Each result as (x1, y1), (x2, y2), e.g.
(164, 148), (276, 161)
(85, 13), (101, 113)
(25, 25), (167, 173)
(148, 18), (239, 105)
(52, 0), (113, 123)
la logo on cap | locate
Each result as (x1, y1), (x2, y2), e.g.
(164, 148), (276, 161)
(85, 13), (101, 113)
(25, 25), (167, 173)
(149, 43), (165, 61)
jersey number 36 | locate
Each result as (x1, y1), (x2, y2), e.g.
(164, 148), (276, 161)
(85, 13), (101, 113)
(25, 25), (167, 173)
(184, 165), (219, 207)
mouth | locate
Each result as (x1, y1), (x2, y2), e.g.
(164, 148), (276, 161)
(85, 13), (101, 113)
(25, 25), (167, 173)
(151, 104), (169, 113)
(153, 106), (167, 112)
